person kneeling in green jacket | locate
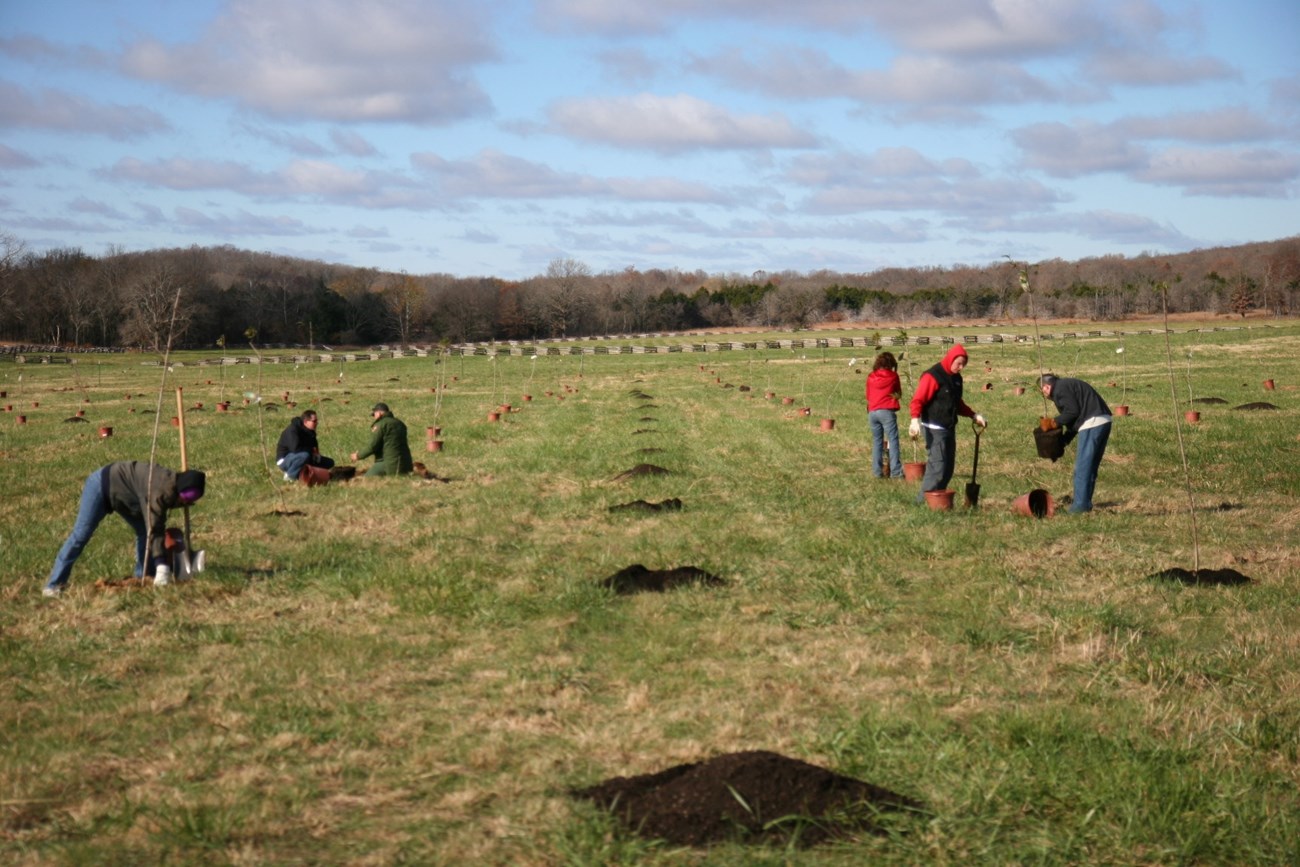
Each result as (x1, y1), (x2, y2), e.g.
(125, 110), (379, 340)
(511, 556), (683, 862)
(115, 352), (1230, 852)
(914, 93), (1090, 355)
(351, 402), (413, 477)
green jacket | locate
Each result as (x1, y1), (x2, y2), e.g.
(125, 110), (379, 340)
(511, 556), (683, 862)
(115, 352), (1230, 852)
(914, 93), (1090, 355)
(357, 413), (413, 476)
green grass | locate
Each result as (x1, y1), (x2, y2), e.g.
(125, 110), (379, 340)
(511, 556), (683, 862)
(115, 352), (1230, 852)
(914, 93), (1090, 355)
(3, 319), (1299, 865)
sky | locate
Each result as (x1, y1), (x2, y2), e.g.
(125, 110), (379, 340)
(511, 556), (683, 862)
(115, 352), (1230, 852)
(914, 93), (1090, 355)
(1, 0), (1298, 280)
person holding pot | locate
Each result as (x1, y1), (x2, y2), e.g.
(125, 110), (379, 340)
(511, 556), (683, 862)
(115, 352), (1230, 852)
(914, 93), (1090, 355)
(866, 351), (904, 479)
(351, 402), (413, 477)
(276, 409), (335, 482)
(908, 344), (986, 501)
(1037, 374), (1111, 513)
(44, 462), (206, 596)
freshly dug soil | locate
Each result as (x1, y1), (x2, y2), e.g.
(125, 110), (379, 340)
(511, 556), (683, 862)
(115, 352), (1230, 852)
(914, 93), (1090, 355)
(601, 564), (723, 594)
(639, 416), (658, 422)
(629, 390), (654, 399)
(632, 428), (658, 435)
(1151, 567), (1252, 586)
(608, 498), (683, 513)
(1192, 396), (1228, 404)
(63, 416), (89, 423)
(328, 466), (357, 482)
(1234, 402), (1279, 411)
(611, 464), (669, 481)
(636, 448), (665, 454)
(572, 750), (924, 848)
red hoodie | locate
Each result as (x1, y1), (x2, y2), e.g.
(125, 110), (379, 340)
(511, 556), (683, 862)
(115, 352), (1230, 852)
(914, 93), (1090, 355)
(866, 368), (901, 411)
(909, 344), (975, 421)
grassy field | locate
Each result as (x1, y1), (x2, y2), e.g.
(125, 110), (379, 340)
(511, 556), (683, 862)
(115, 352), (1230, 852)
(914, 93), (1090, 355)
(3, 320), (1299, 865)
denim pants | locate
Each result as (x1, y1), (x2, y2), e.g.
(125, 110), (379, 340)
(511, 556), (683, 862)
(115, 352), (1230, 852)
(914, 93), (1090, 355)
(1071, 422), (1111, 513)
(918, 425), (957, 499)
(46, 469), (149, 591)
(278, 451), (335, 479)
(869, 409), (904, 478)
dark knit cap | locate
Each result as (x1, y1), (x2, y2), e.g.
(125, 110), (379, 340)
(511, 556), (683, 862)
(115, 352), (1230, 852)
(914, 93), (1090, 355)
(371, 402), (390, 414)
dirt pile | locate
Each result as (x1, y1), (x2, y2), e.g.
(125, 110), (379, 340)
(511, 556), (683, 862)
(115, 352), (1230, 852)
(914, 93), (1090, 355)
(610, 464), (669, 481)
(608, 498), (683, 513)
(601, 564), (722, 594)
(572, 750), (924, 847)
(1150, 567), (1251, 586)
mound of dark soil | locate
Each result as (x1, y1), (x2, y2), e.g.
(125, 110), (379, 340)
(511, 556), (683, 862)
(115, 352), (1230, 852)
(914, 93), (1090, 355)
(572, 750), (924, 847)
(639, 403), (660, 408)
(629, 390), (654, 399)
(738, 385), (751, 392)
(1233, 402), (1279, 411)
(1150, 567), (1251, 586)
(611, 464), (669, 481)
(63, 416), (89, 423)
(639, 416), (658, 422)
(328, 466), (357, 482)
(608, 498), (683, 513)
(1192, 396), (1228, 404)
(633, 428), (658, 435)
(601, 564), (723, 594)
(636, 448), (665, 454)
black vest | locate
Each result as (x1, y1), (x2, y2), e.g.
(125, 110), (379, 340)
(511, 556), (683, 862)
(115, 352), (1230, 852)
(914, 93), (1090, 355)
(921, 362), (963, 428)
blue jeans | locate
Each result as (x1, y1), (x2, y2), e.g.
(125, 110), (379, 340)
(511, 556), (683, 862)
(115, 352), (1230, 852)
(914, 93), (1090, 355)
(46, 469), (150, 591)
(918, 425), (957, 500)
(869, 410), (904, 478)
(278, 452), (335, 479)
(1071, 422), (1111, 513)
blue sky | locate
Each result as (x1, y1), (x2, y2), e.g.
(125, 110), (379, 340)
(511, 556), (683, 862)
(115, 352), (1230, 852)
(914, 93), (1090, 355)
(2, 0), (1297, 279)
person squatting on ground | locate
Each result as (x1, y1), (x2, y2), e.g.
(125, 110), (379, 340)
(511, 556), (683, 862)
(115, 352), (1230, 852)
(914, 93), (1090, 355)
(866, 351), (904, 479)
(908, 344), (986, 501)
(1038, 374), (1112, 514)
(276, 409), (335, 482)
(44, 462), (206, 596)
(351, 402), (413, 477)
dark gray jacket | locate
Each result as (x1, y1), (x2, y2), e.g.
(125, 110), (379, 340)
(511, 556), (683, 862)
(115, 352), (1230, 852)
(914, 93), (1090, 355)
(1049, 378), (1111, 445)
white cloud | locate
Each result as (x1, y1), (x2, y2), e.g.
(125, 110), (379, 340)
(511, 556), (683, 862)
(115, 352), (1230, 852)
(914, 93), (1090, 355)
(0, 81), (169, 139)
(412, 148), (736, 203)
(174, 207), (310, 236)
(1135, 148), (1300, 197)
(330, 129), (378, 157)
(1013, 121), (1149, 177)
(116, 0), (496, 124)
(0, 142), (40, 169)
(548, 93), (817, 154)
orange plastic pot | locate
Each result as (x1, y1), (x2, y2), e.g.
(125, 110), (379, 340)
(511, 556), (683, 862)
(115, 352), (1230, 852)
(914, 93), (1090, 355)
(903, 461), (926, 482)
(1185, 410), (1201, 424)
(1012, 489), (1055, 518)
(300, 464), (330, 487)
(924, 489), (955, 511)
(1114, 405), (1129, 416)
(1263, 379), (1275, 391)
(819, 418), (835, 431)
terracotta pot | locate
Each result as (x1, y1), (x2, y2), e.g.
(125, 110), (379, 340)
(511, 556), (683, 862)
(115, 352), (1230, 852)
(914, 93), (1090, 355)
(3, 404), (11, 412)
(1185, 410), (1200, 423)
(16, 415), (27, 424)
(799, 407), (811, 417)
(924, 489), (955, 511)
(499, 404), (512, 414)
(1012, 489), (1055, 518)
(903, 461), (926, 482)
(487, 411), (501, 422)
(299, 464), (330, 487)
(819, 418), (835, 431)
(98, 426), (113, 438)
(426, 426), (439, 438)
(217, 402), (229, 412)
(76, 409), (85, 417)
(31, 401), (39, 408)
(427, 439), (444, 453)
(523, 394), (532, 402)
(1114, 405), (1129, 416)
(782, 397), (794, 405)
(171, 416), (180, 427)
(765, 391), (776, 400)
(1013, 387), (1025, 396)
(1263, 379), (1275, 391)
(545, 391), (553, 397)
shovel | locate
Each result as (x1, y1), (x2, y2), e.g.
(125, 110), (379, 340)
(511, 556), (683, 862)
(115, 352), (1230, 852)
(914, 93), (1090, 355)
(964, 421), (982, 508)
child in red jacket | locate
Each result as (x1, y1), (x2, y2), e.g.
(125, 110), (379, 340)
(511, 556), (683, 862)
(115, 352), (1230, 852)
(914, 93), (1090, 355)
(866, 352), (904, 478)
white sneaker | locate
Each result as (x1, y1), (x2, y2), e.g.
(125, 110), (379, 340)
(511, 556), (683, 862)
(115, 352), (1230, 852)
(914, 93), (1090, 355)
(42, 586), (62, 598)
(283, 472), (295, 482)
(153, 565), (172, 587)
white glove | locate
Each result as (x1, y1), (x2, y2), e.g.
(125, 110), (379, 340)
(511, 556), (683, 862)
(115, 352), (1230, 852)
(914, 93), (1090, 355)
(974, 413), (987, 429)
(153, 565), (172, 587)
(908, 418), (921, 439)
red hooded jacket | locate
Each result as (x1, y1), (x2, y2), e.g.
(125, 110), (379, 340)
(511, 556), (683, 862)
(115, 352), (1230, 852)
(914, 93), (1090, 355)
(866, 368), (902, 411)
(909, 344), (976, 423)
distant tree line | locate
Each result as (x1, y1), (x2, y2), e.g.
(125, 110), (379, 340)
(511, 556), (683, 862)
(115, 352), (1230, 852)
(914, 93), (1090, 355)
(1, 232), (1297, 351)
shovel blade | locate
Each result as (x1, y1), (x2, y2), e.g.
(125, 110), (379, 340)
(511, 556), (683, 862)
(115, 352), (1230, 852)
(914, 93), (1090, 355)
(965, 482), (981, 508)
